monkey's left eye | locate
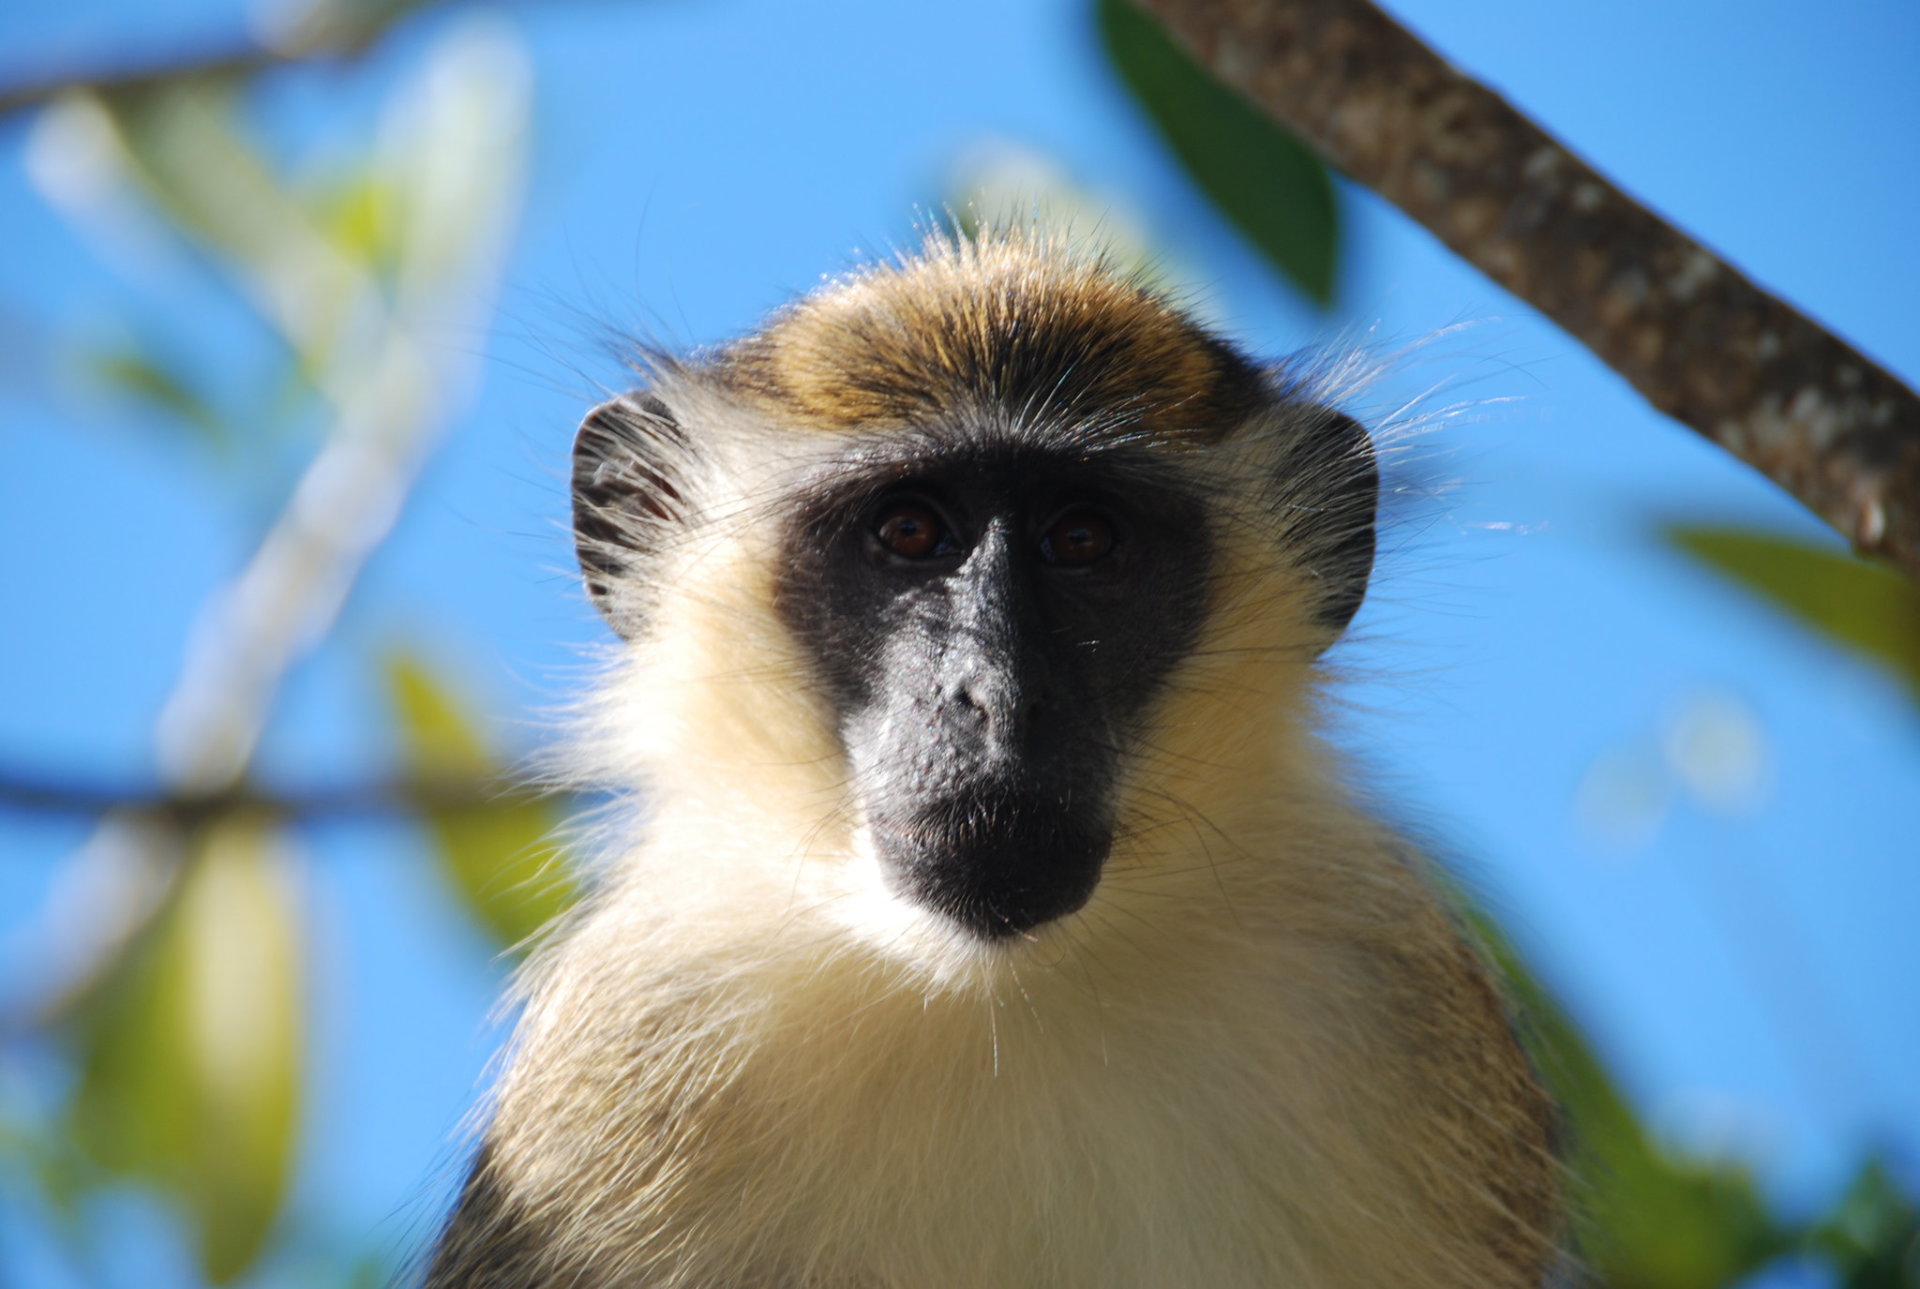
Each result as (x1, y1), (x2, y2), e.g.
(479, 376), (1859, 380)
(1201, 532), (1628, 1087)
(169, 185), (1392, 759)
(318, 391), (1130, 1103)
(872, 500), (954, 560)
(1039, 508), (1117, 568)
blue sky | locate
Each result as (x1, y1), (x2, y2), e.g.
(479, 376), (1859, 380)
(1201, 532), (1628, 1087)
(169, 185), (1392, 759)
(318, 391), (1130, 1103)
(2, 0), (1917, 1284)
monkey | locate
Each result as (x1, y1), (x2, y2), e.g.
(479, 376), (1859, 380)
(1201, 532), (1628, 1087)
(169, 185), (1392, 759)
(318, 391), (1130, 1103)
(420, 229), (1562, 1288)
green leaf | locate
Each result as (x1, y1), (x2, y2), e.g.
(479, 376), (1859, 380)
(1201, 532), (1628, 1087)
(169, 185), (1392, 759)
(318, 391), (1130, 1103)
(1668, 526), (1920, 699)
(1806, 1158), (1920, 1288)
(85, 346), (229, 449)
(97, 82), (362, 374)
(943, 142), (1201, 308)
(0, 1114), (91, 1234)
(1469, 911), (1786, 1288)
(1095, 0), (1340, 305)
(384, 650), (572, 950)
(321, 173), (400, 278)
(66, 817), (304, 1283)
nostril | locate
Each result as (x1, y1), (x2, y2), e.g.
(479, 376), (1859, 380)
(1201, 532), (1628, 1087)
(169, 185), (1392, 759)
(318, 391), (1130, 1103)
(958, 678), (993, 718)
(951, 669), (1050, 738)
(953, 676), (1041, 733)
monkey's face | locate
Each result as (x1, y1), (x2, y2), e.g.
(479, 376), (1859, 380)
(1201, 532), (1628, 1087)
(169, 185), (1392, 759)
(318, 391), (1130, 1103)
(773, 439), (1212, 938)
(569, 238), (1377, 951)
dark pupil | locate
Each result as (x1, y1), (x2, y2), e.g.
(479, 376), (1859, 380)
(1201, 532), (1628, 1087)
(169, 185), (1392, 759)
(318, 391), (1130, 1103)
(877, 503), (942, 558)
(1046, 511), (1113, 566)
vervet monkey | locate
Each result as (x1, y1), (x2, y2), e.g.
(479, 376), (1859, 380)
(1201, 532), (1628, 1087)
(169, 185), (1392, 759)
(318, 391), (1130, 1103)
(422, 231), (1561, 1288)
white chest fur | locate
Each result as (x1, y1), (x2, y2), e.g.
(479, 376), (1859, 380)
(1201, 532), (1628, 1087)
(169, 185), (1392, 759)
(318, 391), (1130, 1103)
(489, 884), (1482, 1289)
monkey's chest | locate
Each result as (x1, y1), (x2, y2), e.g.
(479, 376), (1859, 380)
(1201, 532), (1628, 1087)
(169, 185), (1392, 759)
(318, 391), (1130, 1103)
(628, 997), (1376, 1289)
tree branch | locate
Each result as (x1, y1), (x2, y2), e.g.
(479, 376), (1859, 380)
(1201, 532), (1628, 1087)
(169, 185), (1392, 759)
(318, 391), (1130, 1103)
(0, 2), (430, 121)
(0, 766), (559, 828)
(0, 44), (304, 120)
(1132, 0), (1920, 580)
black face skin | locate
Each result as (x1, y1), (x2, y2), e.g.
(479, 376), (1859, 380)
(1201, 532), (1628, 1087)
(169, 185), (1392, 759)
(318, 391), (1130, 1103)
(574, 385), (1373, 941)
(776, 437), (1213, 940)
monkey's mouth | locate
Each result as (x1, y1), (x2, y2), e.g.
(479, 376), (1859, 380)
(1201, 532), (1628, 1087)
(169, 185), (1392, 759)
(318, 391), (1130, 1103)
(868, 788), (1110, 940)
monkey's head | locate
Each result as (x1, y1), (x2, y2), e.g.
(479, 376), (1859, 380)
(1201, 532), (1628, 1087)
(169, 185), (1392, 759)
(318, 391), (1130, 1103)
(571, 233), (1375, 958)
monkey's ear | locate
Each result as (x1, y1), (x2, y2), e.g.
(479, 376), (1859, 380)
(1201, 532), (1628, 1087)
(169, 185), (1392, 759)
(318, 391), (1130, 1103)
(573, 392), (691, 639)
(1283, 408), (1377, 643)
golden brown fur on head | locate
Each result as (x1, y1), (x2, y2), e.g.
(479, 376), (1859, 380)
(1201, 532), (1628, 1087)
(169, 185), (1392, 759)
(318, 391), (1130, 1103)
(728, 233), (1265, 439)
(423, 229), (1562, 1288)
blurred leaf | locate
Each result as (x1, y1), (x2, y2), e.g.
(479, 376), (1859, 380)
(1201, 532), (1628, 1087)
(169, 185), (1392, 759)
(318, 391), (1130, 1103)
(1669, 526), (1920, 698)
(384, 650), (571, 950)
(341, 1246), (405, 1289)
(1095, 0), (1339, 305)
(85, 346), (229, 449)
(945, 141), (1194, 307)
(1470, 911), (1787, 1288)
(1808, 1159), (1920, 1289)
(98, 81), (292, 255)
(96, 81), (369, 379)
(371, 20), (530, 300)
(321, 172), (400, 279)
(0, 1115), (90, 1232)
(66, 816), (304, 1283)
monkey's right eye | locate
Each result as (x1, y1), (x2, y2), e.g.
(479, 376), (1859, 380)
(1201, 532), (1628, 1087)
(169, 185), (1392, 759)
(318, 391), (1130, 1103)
(872, 500), (953, 560)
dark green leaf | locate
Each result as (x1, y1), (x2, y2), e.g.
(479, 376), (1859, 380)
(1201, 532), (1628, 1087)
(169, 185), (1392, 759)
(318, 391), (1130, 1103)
(384, 650), (572, 950)
(1669, 526), (1920, 698)
(1095, 0), (1340, 305)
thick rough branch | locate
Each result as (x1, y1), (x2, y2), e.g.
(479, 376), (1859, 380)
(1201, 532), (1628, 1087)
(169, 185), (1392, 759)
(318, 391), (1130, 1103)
(1134, 0), (1920, 580)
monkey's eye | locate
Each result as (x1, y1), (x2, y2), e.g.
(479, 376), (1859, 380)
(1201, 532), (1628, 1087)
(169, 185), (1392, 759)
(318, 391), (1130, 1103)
(1039, 508), (1116, 568)
(872, 499), (953, 560)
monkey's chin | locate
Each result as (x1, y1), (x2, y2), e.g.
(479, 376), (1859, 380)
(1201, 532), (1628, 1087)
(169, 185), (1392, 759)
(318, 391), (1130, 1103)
(867, 796), (1111, 942)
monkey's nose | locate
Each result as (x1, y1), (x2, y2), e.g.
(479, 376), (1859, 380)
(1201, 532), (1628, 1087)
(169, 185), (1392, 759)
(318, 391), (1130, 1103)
(952, 671), (1047, 744)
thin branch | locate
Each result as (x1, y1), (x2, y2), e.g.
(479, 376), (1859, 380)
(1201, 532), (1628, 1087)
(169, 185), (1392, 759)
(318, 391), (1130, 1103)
(0, 766), (559, 828)
(147, 34), (527, 793)
(0, 44), (307, 120)
(1133, 0), (1920, 580)
(0, 0), (434, 124)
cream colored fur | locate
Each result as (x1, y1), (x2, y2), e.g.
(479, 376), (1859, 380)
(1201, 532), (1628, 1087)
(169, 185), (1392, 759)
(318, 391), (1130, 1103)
(461, 397), (1559, 1287)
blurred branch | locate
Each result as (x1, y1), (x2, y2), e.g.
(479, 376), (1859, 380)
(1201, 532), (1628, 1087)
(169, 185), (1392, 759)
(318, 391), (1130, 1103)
(1, 43), (322, 121)
(0, 0), (433, 121)
(0, 766), (557, 826)
(1129, 0), (1920, 582)
(144, 27), (528, 795)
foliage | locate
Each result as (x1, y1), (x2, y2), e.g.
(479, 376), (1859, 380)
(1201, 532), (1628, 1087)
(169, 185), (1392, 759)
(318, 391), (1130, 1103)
(64, 818), (305, 1282)
(1096, 0), (1340, 306)
(1470, 903), (1918, 1288)
(1669, 526), (1920, 701)
(385, 651), (573, 950)
(1, 14), (529, 1283)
